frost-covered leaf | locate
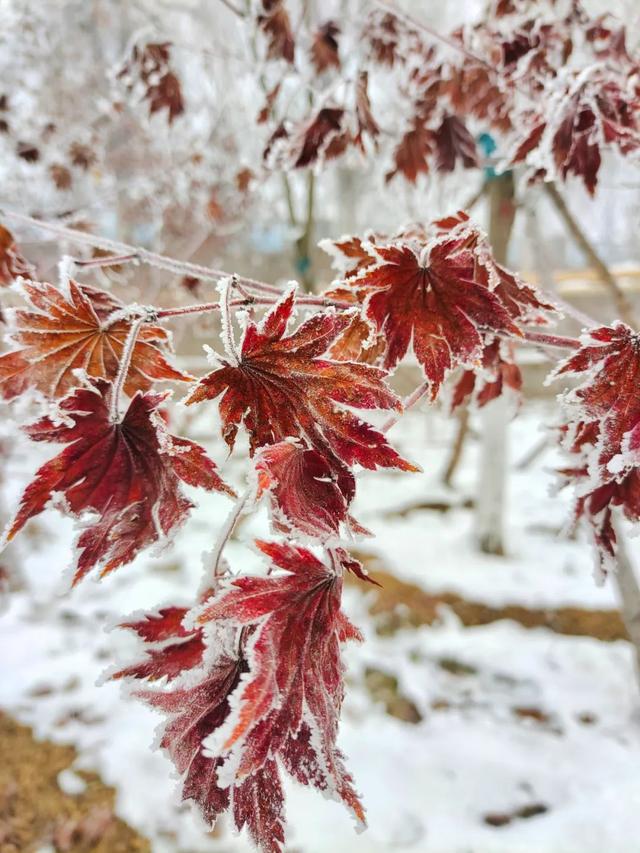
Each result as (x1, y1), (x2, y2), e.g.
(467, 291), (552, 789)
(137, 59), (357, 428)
(186, 288), (416, 472)
(197, 540), (365, 824)
(0, 280), (191, 400)
(555, 324), (640, 575)
(310, 21), (340, 72)
(257, 0), (295, 63)
(0, 224), (33, 286)
(255, 439), (368, 539)
(119, 541), (365, 851)
(4, 379), (234, 583)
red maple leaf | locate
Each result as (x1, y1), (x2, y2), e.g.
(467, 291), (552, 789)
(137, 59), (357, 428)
(119, 42), (184, 123)
(115, 606), (205, 682)
(310, 21), (340, 72)
(258, 0), (295, 63)
(196, 540), (365, 825)
(118, 541), (367, 850)
(3, 379), (235, 583)
(186, 288), (416, 472)
(133, 640), (286, 852)
(294, 107), (345, 168)
(386, 121), (433, 183)
(433, 114), (478, 172)
(255, 440), (369, 539)
(347, 236), (520, 395)
(554, 324), (640, 574)
(0, 280), (191, 400)
(555, 323), (640, 474)
(0, 224), (33, 286)
(451, 337), (522, 410)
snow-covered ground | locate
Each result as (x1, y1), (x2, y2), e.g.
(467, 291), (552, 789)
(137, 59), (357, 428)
(1, 399), (639, 853)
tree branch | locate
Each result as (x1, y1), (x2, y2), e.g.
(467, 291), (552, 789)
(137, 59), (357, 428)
(544, 183), (637, 327)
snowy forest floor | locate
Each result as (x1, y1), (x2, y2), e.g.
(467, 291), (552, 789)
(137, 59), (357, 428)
(1, 398), (639, 853)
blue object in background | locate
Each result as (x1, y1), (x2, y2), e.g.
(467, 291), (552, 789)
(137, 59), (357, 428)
(478, 132), (512, 181)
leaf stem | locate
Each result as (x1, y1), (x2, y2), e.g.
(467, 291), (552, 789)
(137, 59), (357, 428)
(221, 276), (241, 365)
(72, 252), (140, 269)
(520, 329), (580, 350)
(110, 316), (145, 421)
(207, 487), (252, 586)
(381, 381), (430, 432)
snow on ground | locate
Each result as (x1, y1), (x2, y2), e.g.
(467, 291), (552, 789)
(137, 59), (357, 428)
(1, 399), (639, 852)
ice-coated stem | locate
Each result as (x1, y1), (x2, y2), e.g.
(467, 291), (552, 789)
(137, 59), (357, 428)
(381, 381), (430, 433)
(207, 487), (252, 586)
(109, 315), (145, 422)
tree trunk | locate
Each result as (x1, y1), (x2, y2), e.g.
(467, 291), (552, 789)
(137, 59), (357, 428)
(475, 173), (516, 555)
(612, 524), (640, 688)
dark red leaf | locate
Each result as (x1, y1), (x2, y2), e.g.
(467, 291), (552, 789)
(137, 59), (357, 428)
(4, 380), (235, 583)
(310, 21), (340, 72)
(186, 288), (416, 472)
(255, 440), (368, 539)
(258, 0), (295, 63)
(433, 114), (478, 172)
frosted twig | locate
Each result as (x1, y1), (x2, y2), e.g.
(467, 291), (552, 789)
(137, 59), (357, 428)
(208, 487), (252, 586)
(110, 315), (146, 422)
(0, 209), (352, 309)
(381, 381), (430, 432)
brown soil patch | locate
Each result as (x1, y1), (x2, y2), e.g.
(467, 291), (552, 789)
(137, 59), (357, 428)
(349, 551), (628, 642)
(0, 713), (150, 853)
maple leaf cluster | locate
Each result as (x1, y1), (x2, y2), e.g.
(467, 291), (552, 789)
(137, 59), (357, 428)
(453, 0), (640, 193)
(554, 324), (640, 579)
(0, 263), (413, 850)
(115, 542), (364, 851)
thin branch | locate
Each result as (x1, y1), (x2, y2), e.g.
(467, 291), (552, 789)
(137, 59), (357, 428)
(72, 253), (140, 269)
(295, 170), (316, 291)
(382, 381), (430, 432)
(0, 209), (284, 298)
(519, 329), (579, 350)
(207, 487), (252, 587)
(154, 298), (251, 320)
(1, 209), (355, 311)
(442, 407), (470, 488)
(216, 0), (246, 17)
(109, 316), (145, 422)
(544, 183), (637, 327)
(221, 276), (241, 365)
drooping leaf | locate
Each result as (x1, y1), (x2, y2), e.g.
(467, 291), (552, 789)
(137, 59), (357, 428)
(433, 114), (478, 172)
(554, 324), (640, 576)
(118, 42), (184, 123)
(386, 121), (433, 183)
(294, 107), (345, 168)
(0, 279), (191, 400)
(186, 288), (416, 472)
(3, 379), (234, 583)
(310, 21), (340, 72)
(257, 0), (295, 63)
(0, 224), (33, 286)
(196, 540), (365, 824)
(118, 541), (366, 851)
(255, 439), (368, 539)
